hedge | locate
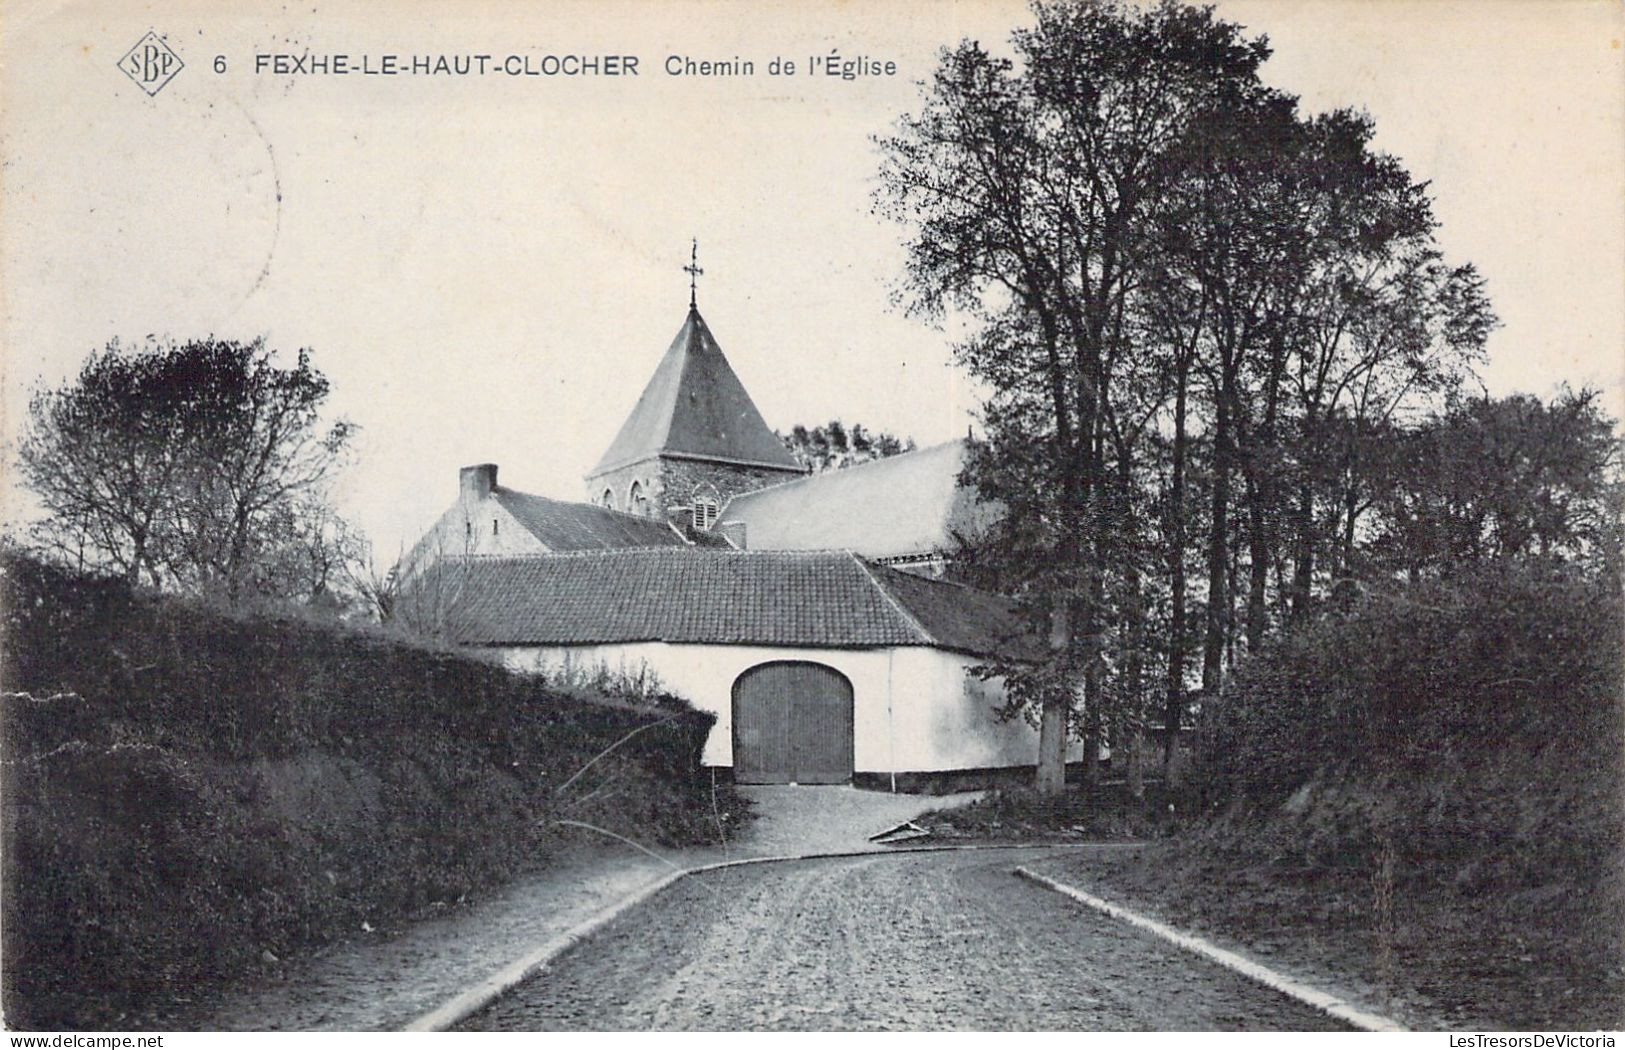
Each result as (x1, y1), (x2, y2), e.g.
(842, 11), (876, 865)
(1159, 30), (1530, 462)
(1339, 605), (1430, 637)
(1189, 561), (1624, 885)
(0, 554), (728, 1029)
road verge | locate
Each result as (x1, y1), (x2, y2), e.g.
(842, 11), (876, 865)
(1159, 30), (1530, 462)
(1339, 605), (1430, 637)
(1013, 866), (1405, 1033)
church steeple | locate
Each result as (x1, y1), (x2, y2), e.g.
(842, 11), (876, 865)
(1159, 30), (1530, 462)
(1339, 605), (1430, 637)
(584, 258), (806, 515)
(589, 306), (801, 477)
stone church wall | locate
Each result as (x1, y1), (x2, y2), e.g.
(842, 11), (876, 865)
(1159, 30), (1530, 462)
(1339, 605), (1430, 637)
(656, 457), (804, 510)
(584, 460), (657, 514)
(586, 455), (803, 517)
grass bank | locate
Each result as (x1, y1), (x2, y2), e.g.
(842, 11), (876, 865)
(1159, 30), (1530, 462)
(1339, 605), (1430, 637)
(0, 554), (743, 1029)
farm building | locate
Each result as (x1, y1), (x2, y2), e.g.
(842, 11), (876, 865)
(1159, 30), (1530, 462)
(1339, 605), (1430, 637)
(418, 549), (1048, 787)
(401, 292), (1060, 787)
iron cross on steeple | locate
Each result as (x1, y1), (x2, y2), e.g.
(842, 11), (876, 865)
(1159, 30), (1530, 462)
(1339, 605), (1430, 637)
(683, 238), (704, 309)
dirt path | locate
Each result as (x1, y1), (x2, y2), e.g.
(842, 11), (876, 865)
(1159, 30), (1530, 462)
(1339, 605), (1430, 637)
(459, 847), (1348, 1031)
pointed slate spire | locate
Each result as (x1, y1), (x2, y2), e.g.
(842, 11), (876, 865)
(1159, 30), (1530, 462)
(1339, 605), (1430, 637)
(590, 307), (802, 475)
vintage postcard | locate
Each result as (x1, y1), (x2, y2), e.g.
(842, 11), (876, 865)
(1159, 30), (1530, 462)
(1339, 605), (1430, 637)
(1, 0), (1621, 1039)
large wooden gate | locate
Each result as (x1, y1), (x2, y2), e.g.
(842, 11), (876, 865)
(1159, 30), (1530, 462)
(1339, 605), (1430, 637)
(731, 661), (854, 785)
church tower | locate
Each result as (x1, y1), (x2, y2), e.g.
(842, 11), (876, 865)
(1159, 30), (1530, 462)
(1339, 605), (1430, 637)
(584, 243), (806, 522)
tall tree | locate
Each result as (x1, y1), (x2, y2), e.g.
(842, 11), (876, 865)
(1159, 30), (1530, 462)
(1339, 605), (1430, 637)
(1367, 389), (1620, 575)
(877, 0), (1271, 794)
(18, 338), (356, 603)
(1283, 111), (1493, 619)
(18, 340), (202, 586)
(1153, 89), (1308, 694)
(1140, 245), (1206, 768)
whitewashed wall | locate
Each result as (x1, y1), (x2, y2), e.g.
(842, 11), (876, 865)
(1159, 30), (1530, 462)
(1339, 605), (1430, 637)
(398, 494), (546, 581)
(883, 648), (1057, 772)
(494, 642), (1065, 774)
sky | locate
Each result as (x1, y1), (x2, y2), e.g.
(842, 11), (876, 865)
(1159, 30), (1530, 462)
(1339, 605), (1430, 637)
(2, 0), (1621, 559)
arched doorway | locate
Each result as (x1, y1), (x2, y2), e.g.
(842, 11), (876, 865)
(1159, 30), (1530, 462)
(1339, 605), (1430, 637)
(731, 661), (854, 785)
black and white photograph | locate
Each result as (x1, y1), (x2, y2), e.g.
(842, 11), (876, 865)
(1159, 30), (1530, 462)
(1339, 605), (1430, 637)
(1, 0), (1621, 1038)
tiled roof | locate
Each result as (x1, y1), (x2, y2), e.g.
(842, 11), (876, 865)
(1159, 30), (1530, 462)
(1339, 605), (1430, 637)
(493, 488), (729, 551)
(866, 561), (1042, 660)
(589, 307), (805, 476)
(718, 439), (997, 560)
(417, 548), (1038, 658)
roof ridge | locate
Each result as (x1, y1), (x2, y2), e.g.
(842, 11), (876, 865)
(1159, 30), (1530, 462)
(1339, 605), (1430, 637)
(869, 560), (985, 595)
(437, 546), (858, 563)
(595, 450), (807, 477)
(852, 553), (934, 646)
(434, 548), (680, 567)
(497, 486), (670, 526)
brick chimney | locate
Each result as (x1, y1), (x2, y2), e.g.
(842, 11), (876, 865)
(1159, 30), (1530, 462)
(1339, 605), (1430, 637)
(460, 463), (497, 502)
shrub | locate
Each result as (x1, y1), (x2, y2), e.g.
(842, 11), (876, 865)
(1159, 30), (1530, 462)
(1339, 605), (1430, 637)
(1189, 561), (1624, 884)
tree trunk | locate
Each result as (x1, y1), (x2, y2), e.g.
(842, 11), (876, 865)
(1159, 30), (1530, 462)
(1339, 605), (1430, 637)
(1291, 477), (1315, 621)
(1225, 518), (1243, 673)
(1245, 329), (1287, 649)
(1339, 449), (1361, 579)
(1082, 423), (1107, 788)
(1037, 695), (1070, 796)
(1203, 365), (1235, 694)
(1122, 577), (1147, 800)
(1163, 357), (1191, 770)
(1116, 440), (1147, 799)
(1123, 717), (1144, 799)
(1036, 599), (1071, 796)
(1341, 491), (1358, 577)
(1245, 472), (1270, 650)
(1082, 654), (1103, 787)
(1289, 399), (1322, 623)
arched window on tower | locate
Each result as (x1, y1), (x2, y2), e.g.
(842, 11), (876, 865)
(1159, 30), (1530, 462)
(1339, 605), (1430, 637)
(629, 481), (648, 517)
(601, 488), (615, 510)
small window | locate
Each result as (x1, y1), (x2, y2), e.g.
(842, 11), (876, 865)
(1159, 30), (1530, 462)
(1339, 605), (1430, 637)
(693, 497), (719, 531)
(492, 519), (499, 536)
(690, 483), (721, 531)
(602, 488), (615, 509)
(465, 521), (472, 540)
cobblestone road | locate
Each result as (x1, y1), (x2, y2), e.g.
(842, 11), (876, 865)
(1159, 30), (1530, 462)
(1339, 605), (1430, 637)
(460, 847), (1347, 1031)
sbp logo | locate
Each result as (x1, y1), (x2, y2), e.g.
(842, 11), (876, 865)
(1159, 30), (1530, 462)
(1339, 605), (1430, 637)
(118, 31), (184, 96)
